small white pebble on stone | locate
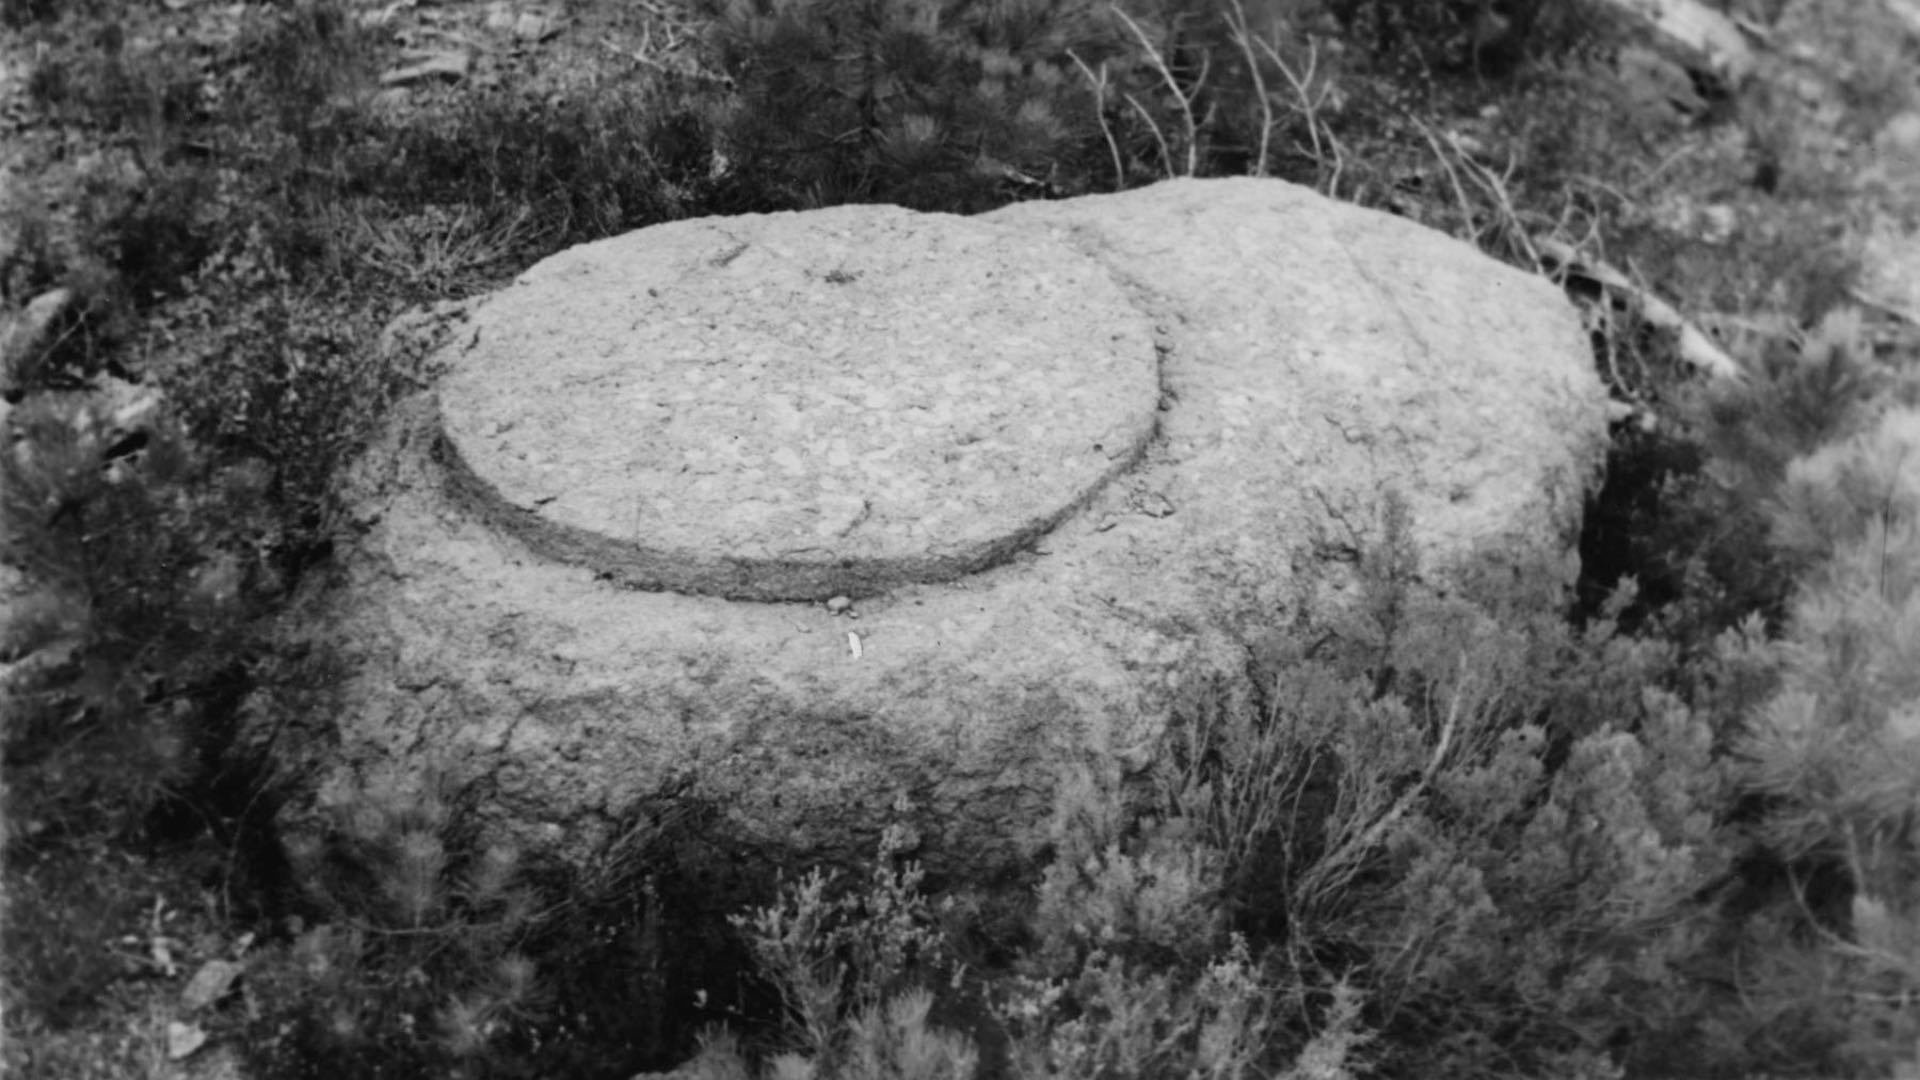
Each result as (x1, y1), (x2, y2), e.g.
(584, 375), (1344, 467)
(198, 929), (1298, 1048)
(847, 631), (863, 659)
(826, 595), (853, 614)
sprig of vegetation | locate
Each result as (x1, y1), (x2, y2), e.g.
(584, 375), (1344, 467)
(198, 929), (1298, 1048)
(247, 768), (543, 1076)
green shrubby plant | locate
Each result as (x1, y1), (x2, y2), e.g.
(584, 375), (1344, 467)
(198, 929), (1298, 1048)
(228, 0), (374, 161)
(737, 826), (961, 1067)
(993, 751), (1284, 1079)
(1323, 0), (1593, 75)
(1724, 404), (1920, 1073)
(1584, 307), (1892, 641)
(20, 12), (234, 307)
(154, 227), (396, 550)
(1, 391), (266, 845)
(22, 15), (205, 150)
(250, 767), (542, 1076)
(1145, 498), (1735, 1078)
(688, 490), (1752, 1079)
(1028, 756), (1227, 973)
(672, 825), (974, 1079)
(997, 935), (1282, 1080)
(0, 383), (282, 1045)
(689, 988), (979, 1080)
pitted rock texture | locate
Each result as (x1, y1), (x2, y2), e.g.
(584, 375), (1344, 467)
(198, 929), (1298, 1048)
(437, 208), (1160, 601)
(264, 178), (1609, 883)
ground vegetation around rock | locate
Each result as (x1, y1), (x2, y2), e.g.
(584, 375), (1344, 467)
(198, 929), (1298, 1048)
(3, 0), (1920, 1078)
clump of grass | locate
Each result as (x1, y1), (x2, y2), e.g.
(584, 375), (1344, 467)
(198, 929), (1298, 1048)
(320, 82), (703, 278)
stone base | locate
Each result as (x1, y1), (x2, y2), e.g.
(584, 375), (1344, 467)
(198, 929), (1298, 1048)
(260, 178), (1607, 882)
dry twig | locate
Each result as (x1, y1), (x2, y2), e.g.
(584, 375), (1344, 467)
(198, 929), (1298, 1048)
(1068, 49), (1126, 190)
(1111, 5), (1200, 178)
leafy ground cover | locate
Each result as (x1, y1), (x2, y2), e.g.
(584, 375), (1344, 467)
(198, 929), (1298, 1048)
(4, 0), (1920, 1076)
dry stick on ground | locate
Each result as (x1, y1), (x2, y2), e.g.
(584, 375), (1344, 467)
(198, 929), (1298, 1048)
(1450, 141), (1543, 273)
(1068, 49), (1126, 190)
(1321, 129), (1350, 201)
(1253, 34), (1343, 195)
(1111, 5), (1200, 178)
(1410, 116), (1545, 272)
(1850, 286), (1920, 326)
(1540, 201), (1659, 407)
(1124, 90), (1178, 180)
(1533, 236), (1747, 382)
(1412, 117), (1746, 384)
(1410, 117), (1484, 247)
(1220, 0), (1275, 176)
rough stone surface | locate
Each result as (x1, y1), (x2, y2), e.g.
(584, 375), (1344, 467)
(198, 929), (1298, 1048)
(263, 177), (1608, 884)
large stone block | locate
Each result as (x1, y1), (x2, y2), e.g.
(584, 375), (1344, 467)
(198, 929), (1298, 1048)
(260, 177), (1608, 883)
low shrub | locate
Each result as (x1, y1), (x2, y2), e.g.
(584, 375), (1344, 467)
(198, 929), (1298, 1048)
(1714, 405), (1920, 1075)
(245, 769), (542, 1078)
(660, 824), (973, 1079)
(151, 227), (397, 554)
(1131, 498), (1732, 1079)
(997, 934), (1285, 1080)
(684, 494), (1745, 1080)
(1581, 308), (1892, 641)
(1, 391), (267, 847)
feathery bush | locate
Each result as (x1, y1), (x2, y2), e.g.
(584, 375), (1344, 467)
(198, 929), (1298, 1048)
(152, 227), (396, 553)
(666, 824), (973, 1079)
(734, 825), (963, 1073)
(248, 768), (542, 1077)
(1141, 496), (1734, 1078)
(1, 390), (266, 846)
(1722, 405), (1920, 1074)
(1581, 307), (1893, 640)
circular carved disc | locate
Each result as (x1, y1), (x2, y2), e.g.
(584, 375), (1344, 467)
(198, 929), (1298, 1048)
(435, 207), (1160, 601)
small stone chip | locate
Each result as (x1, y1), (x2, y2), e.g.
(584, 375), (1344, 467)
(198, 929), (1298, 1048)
(825, 595), (853, 615)
(167, 1021), (208, 1061)
(181, 959), (245, 1012)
